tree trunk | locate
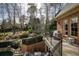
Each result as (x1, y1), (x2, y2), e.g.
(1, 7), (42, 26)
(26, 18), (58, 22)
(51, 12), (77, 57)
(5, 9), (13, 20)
(13, 4), (16, 34)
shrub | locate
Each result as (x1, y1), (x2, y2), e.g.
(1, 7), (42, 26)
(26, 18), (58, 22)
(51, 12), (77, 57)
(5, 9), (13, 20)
(11, 41), (20, 49)
(28, 29), (32, 33)
(22, 35), (43, 45)
(19, 32), (28, 39)
(28, 25), (33, 33)
(0, 51), (13, 56)
(49, 18), (57, 36)
(0, 41), (12, 48)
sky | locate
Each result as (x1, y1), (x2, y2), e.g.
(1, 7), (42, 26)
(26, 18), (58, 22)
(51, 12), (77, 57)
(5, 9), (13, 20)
(0, 3), (65, 24)
(0, 3), (42, 24)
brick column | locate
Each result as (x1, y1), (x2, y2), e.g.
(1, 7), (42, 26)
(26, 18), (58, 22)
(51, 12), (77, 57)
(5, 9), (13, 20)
(68, 17), (71, 36)
(76, 15), (79, 44)
(61, 19), (64, 35)
(77, 15), (79, 39)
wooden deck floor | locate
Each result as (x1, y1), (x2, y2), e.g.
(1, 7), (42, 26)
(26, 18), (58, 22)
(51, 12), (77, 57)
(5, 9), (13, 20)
(42, 37), (79, 56)
(62, 41), (79, 56)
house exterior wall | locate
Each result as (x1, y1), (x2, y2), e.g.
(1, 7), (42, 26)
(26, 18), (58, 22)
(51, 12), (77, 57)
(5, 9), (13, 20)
(57, 5), (79, 45)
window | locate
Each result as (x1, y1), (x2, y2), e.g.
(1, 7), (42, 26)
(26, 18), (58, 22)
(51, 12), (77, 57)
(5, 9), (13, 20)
(71, 16), (78, 36)
(64, 20), (68, 35)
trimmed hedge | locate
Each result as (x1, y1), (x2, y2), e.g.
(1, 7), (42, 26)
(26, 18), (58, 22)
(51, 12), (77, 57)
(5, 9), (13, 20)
(0, 51), (13, 56)
(22, 35), (43, 45)
(11, 43), (19, 49)
(0, 40), (19, 48)
(0, 41), (12, 48)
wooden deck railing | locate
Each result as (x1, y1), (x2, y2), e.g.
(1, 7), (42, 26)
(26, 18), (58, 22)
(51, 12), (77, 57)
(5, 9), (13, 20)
(43, 37), (62, 56)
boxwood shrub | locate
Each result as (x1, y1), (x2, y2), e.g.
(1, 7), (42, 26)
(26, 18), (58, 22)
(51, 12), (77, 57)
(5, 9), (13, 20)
(0, 41), (12, 48)
(0, 51), (13, 56)
(22, 35), (43, 45)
